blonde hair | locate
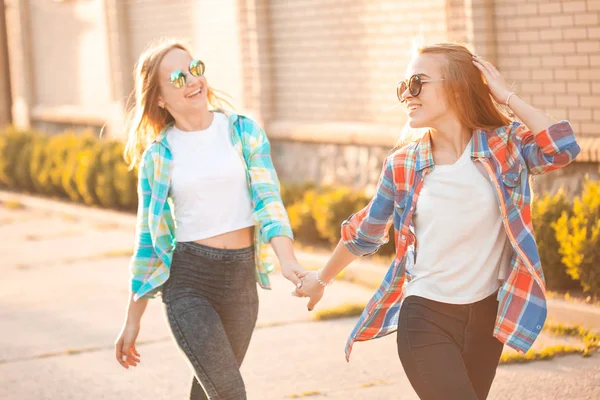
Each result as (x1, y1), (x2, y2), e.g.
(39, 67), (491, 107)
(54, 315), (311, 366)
(395, 43), (510, 148)
(124, 39), (233, 169)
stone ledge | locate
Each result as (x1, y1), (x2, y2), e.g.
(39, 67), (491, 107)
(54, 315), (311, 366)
(576, 136), (600, 163)
(31, 105), (106, 127)
(267, 119), (402, 147)
(267, 119), (600, 163)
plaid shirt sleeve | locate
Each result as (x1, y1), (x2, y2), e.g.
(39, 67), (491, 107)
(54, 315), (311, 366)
(341, 156), (395, 256)
(243, 118), (294, 243)
(129, 149), (160, 300)
(513, 120), (580, 175)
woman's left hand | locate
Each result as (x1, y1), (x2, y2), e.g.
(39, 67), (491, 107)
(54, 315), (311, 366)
(472, 57), (513, 105)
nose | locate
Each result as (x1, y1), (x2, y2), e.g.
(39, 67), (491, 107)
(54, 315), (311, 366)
(401, 87), (412, 103)
(185, 72), (200, 87)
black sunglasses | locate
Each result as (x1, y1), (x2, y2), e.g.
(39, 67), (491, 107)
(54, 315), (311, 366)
(169, 59), (205, 89)
(397, 74), (444, 103)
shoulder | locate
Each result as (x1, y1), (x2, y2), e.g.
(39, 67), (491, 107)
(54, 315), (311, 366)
(233, 114), (263, 136)
(480, 121), (523, 141)
(388, 139), (420, 166)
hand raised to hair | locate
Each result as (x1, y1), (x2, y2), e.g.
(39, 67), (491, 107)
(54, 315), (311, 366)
(472, 57), (514, 105)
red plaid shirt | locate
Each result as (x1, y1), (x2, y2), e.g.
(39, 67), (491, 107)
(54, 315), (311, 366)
(341, 121), (580, 360)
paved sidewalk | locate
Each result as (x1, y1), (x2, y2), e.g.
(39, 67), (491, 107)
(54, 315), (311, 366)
(2, 191), (600, 399)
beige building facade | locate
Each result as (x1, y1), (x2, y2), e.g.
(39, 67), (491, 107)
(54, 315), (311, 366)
(3, 0), (600, 190)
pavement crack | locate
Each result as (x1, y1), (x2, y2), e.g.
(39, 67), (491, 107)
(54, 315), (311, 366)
(0, 337), (171, 365)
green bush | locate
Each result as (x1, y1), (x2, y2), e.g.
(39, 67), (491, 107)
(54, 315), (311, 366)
(62, 134), (98, 202)
(29, 134), (49, 194)
(312, 187), (370, 245)
(280, 182), (317, 208)
(0, 128), (36, 190)
(555, 178), (600, 296)
(12, 131), (37, 193)
(95, 141), (122, 208)
(111, 142), (138, 211)
(532, 189), (580, 291)
(288, 189), (325, 244)
(0, 128), (138, 212)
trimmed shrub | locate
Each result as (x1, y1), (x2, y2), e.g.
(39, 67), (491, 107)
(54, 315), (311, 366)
(312, 187), (370, 245)
(555, 179), (600, 296)
(532, 189), (580, 290)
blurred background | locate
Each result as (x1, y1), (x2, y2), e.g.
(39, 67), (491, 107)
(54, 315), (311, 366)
(2, 2), (600, 399)
(0, 0), (598, 193)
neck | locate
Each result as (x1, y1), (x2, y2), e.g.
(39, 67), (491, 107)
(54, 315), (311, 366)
(429, 115), (472, 157)
(173, 108), (214, 132)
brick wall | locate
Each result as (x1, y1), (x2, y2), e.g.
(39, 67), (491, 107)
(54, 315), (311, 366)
(0, 0), (11, 127)
(124, 0), (246, 113)
(28, 0), (112, 113)
(268, 0), (448, 127)
(494, 0), (600, 138)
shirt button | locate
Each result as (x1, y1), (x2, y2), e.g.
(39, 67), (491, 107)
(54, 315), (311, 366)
(536, 325), (542, 330)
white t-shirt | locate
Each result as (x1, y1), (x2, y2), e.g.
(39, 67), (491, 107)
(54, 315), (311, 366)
(404, 138), (512, 304)
(166, 112), (255, 242)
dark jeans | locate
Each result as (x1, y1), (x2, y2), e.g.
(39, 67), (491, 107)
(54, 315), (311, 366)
(397, 292), (504, 400)
(162, 241), (259, 400)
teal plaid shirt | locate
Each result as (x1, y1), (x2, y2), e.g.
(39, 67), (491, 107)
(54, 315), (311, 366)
(129, 112), (293, 301)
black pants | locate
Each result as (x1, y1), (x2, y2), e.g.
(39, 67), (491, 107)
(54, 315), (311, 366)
(397, 292), (504, 400)
(162, 241), (259, 400)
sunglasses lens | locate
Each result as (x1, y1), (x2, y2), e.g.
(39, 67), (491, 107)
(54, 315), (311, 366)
(190, 59), (205, 77)
(409, 75), (422, 97)
(397, 81), (407, 102)
(170, 70), (185, 88)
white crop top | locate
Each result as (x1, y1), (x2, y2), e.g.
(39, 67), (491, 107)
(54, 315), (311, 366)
(166, 112), (255, 242)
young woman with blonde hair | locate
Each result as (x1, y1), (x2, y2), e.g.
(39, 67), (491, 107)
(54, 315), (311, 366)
(114, 39), (305, 400)
(297, 43), (580, 399)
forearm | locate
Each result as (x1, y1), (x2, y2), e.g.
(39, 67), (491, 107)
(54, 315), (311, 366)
(508, 94), (556, 134)
(319, 240), (359, 283)
(270, 235), (298, 265)
(125, 293), (149, 325)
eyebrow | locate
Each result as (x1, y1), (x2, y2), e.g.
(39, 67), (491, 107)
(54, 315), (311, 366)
(415, 73), (431, 78)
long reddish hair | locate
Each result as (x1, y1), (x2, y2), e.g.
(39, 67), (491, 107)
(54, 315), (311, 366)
(419, 43), (510, 130)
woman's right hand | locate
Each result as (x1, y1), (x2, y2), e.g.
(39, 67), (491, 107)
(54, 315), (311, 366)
(114, 322), (141, 369)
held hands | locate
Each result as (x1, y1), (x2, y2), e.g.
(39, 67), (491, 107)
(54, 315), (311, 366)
(472, 56), (514, 106)
(280, 260), (326, 311)
(293, 270), (327, 311)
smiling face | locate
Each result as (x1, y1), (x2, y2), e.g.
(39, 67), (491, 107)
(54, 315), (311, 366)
(157, 48), (209, 116)
(400, 53), (451, 130)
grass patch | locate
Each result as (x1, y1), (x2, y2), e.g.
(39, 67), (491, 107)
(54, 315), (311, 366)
(544, 321), (600, 354)
(500, 345), (584, 365)
(1, 199), (25, 209)
(501, 322), (600, 364)
(547, 290), (600, 307)
(94, 221), (121, 230)
(544, 321), (588, 337)
(288, 391), (322, 398)
(313, 303), (365, 321)
(361, 380), (390, 388)
(101, 249), (132, 258)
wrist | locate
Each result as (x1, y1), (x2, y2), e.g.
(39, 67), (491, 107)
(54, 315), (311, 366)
(316, 269), (334, 287)
(504, 91), (518, 118)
